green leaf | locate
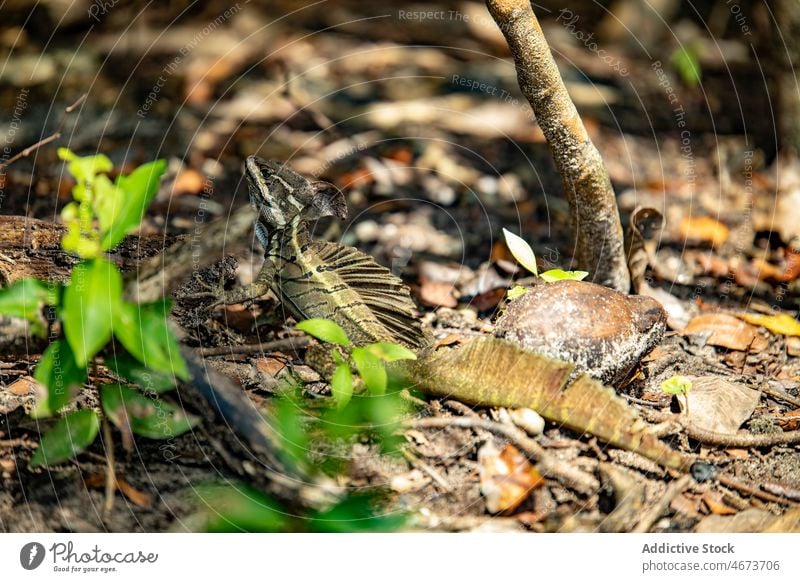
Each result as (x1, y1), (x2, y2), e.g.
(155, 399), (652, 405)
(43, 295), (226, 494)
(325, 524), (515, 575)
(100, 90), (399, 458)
(101, 160), (167, 250)
(506, 285), (528, 300)
(661, 375), (693, 396)
(296, 318), (351, 347)
(61, 220), (101, 259)
(106, 353), (176, 393)
(195, 484), (291, 533)
(364, 342), (417, 362)
(91, 174), (124, 234)
(330, 362), (353, 409)
(112, 299), (189, 380)
(100, 384), (198, 439)
(29, 409), (100, 467)
(58, 148), (113, 195)
(671, 45), (702, 87)
(33, 339), (87, 417)
(62, 258), (122, 366)
(352, 347), (387, 395)
(273, 393), (311, 469)
(539, 269), (589, 283)
(0, 278), (59, 337)
(502, 228), (538, 276)
(309, 494), (406, 533)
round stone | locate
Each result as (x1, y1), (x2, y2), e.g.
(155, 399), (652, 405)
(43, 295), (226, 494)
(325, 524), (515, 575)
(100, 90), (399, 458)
(493, 280), (666, 385)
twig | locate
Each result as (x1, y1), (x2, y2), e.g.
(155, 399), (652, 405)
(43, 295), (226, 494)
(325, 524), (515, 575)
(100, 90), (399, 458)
(101, 417), (116, 517)
(406, 415), (599, 495)
(633, 474), (692, 532)
(485, 0), (629, 291)
(402, 449), (453, 493)
(194, 335), (311, 357)
(759, 383), (800, 408)
(716, 473), (798, 506)
(0, 93), (87, 171)
(653, 412), (800, 447)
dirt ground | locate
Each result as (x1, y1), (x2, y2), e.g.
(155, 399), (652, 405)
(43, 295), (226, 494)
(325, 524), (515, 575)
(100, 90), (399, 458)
(1, 0), (800, 532)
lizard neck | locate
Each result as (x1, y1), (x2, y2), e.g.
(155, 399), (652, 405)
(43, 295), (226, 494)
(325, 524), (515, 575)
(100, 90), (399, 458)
(262, 215), (311, 260)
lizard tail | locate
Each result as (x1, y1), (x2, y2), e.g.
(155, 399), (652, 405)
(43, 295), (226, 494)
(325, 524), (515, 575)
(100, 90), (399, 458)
(406, 336), (693, 472)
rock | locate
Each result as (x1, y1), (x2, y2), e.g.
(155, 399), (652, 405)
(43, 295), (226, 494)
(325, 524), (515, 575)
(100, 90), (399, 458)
(493, 280), (666, 385)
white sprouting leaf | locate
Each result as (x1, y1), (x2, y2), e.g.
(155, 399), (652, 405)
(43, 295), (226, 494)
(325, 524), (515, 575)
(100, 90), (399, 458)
(502, 228), (538, 276)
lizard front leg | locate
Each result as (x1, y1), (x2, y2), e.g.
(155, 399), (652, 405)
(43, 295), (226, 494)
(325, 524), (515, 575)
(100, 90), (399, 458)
(211, 262), (277, 307)
(181, 261), (276, 308)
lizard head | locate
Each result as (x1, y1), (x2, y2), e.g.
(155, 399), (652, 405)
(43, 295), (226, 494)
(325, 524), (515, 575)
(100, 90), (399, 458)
(245, 156), (347, 228)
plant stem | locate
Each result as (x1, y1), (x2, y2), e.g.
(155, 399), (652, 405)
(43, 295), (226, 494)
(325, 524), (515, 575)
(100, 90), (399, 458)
(485, 0), (630, 291)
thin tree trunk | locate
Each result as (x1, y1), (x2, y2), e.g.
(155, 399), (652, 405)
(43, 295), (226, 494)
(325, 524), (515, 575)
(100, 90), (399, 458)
(486, 0), (630, 291)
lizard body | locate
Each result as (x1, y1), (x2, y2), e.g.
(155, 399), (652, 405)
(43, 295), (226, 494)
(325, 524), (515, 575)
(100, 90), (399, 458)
(217, 156), (694, 473)
(220, 156), (425, 349)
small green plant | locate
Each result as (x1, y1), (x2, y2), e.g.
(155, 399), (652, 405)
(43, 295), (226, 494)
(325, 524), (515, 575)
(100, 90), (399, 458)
(295, 318), (417, 408)
(193, 483), (406, 533)
(661, 375), (693, 415)
(0, 149), (195, 467)
(193, 318), (416, 532)
(501, 228), (588, 299)
(671, 44), (702, 88)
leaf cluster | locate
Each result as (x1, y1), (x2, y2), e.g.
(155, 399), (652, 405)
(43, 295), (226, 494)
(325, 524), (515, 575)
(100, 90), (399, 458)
(0, 149), (194, 466)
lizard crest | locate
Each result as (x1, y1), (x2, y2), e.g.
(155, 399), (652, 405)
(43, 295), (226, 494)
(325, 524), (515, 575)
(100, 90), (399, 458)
(245, 156), (426, 349)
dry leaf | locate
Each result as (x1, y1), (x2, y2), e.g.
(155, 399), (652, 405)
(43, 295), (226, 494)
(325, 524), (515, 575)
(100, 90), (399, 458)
(478, 442), (543, 514)
(679, 216), (730, 247)
(671, 493), (703, 519)
(6, 376), (37, 396)
(468, 288), (506, 312)
(701, 491), (737, 515)
(84, 473), (152, 508)
(683, 313), (767, 351)
(679, 376), (759, 435)
(737, 312), (800, 337)
(696, 508), (800, 533)
(253, 357), (287, 377)
(775, 408), (800, 431)
(782, 248), (800, 281)
(172, 168), (207, 196)
(417, 279), (458, 308)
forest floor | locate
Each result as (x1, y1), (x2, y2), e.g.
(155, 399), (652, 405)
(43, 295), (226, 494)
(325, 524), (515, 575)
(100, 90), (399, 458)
(1, 0), (799, 532)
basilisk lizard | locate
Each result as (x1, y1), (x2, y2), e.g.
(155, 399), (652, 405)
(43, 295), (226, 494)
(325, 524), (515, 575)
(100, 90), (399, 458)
(205, 156), (696, 474)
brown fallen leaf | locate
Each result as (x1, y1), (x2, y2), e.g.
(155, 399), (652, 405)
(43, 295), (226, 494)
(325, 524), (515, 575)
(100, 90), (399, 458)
(6, 376), (38, 396)
(786, 336), (800, 356)
(417, 279), (458, 308)
(84, 473), (152, 508)
(433, 334), (464, 349)
(678, 376), (760, 435)
(253, 357), (288, 377)
(478, 442), (544, 514)
(670, 493), (703, 520)
(696, 508), (800, 533)
(701, 491), (737, 516)
(733, 258), (783, 287)
(172, 168), (207, 196)
(775, 408), (800, 431)
(468, 288), (506, 312)
(782, 247), (800, 281)
(679, 216), (730, 247)
(683, 313), (768, 351)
